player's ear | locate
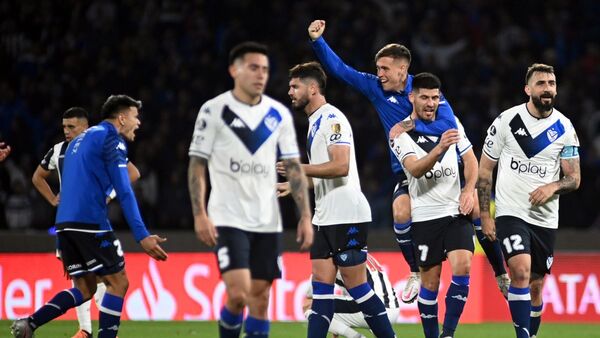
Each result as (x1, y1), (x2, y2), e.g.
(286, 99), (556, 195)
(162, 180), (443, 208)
(408, 91), (415, 104)
(524, 84), (531, 97)
(228, 64), (238, 79)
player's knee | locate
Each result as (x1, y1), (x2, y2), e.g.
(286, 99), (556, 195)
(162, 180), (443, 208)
(452, 259), (471, 276)
(509, 266), (530, 284)
(333, 249), (366, 268)
(421, 278), (440, 292)
(393, 207), (411, 224)
(227, 288), (249, 310)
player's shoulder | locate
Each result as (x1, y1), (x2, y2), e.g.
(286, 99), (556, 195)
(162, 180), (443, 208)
(199, 92), (230, 115)
(551, 108), (575, 129)
(320, 103), (349, 123)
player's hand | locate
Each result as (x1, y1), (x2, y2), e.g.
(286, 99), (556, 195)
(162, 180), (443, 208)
(438, 129), (460, 151)
(481, 218), (497, 241)
(276, 182), (291, 197)
(140, 235), (168, 261)
(195, 214), (218, 247)
(459, 189), (474, 215)
(528, 184), (556, 206)
(389, 119), (415, 139)
(51, 194), (60, 207)
(308, 20), (326, 41)
(296, 216), (313, 251)
(0, 142), (11, 162)
(276, 161), (287, 177)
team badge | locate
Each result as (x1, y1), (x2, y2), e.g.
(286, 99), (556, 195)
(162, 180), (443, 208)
(264, 115), (279, 131)
(546, 256), (554, 270)
(547, 128), (558, 142)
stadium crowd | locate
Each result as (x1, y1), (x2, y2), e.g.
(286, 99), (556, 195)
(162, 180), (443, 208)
(1, 0), (599, 231)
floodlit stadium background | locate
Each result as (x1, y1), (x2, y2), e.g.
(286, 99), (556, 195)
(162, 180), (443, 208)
(1, 0), (599, 327)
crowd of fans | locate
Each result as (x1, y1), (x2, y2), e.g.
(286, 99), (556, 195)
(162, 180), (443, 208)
(1, 0), (599, 232)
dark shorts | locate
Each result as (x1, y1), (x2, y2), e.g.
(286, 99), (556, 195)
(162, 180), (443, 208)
(496, 216), (556, 275)
(214, 226), (282, 281)
(310, 223), (368, 260)
(57, 229), (125, 277)
(392, 171), (409, 200)
(411, 215), (474, 267)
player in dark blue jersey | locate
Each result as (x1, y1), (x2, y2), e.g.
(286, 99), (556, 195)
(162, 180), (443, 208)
(11, 95), (167, 338)
(308, 20), (509, 302)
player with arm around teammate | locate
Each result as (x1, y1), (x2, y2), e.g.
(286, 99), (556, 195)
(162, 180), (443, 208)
(188, 42), (313, 338)
(278, 61), (395, 338)
(11, 95), (167, 338)
(307, 20), (509, 302)
(390, 73), (477, 338)
(478, 63), (580, 338)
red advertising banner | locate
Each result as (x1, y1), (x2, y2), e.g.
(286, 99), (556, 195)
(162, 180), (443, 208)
(1, 252), (598, 322)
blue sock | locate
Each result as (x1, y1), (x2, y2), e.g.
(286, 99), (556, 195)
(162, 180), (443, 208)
(508, 286), (531, 338)
(307, 282), (334, 338)
(442, 275), (470, 337)
(30, 288), (84, 328)
(530, 303), (543, 336)
(394, 222), (419, 272)
(98, 293), (123, 338)
(347, 283), (396, 338)
(219, 306), (243, 338)
(474, 219), (506, 276)
(417, 286), (439, 338)
(244, 316), (269, 338)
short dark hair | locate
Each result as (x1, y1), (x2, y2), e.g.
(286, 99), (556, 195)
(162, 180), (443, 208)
(288, 61), (327, 92)
(101, 95), (142, 120)
(63, 107), (89, 120)
(525, 63), (554, 84)
(412, 72), (442, 91)
(375, 43), (411, 64)
(228, 41), (269, 65)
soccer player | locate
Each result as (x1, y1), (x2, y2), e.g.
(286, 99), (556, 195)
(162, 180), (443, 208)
(278, 61), (395, 338)
(11, 95), (168, 338)
(31, 107), (140, 338)
(478, 63), (580, 338)
(188, 42), (313, 338)
(307, 19), (509, 302)
(302, 254), (400, 338)
(0, 142), (10, 161)
(390, 73), (477, 338)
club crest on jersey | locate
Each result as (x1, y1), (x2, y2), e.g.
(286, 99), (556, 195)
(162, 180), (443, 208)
(546, 256), (554, 270)
(547, 128), (558, 142)
(264, 115), (279, 132)
(331, 123), (341, 134)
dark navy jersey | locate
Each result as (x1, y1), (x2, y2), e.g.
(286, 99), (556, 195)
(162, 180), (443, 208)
(56, 121), (149, 242)
(312, 37), (458, 175)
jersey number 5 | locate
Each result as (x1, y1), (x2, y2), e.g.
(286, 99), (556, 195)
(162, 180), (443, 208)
(217, 247), (230, 269)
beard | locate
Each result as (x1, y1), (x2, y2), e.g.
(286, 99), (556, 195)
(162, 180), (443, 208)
(532, 93), (555, 113)
(291, 96), (309, 112)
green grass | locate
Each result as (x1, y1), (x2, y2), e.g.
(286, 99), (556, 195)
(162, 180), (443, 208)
(3, 320), (600, 338)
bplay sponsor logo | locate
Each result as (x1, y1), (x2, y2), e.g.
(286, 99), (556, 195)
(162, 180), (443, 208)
(230, 158), (269, 177)
(424, 166), (457, 181)
(510, 157), (548, 178)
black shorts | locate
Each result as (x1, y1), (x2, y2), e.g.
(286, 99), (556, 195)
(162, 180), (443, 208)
(496, 216), (556, 275)
(411, 215), (474, 267)
(392, 171), (409, 200)
(310, 223), (368, 260)
(215, 226), (282, 281)
(57, 229), (125, 277)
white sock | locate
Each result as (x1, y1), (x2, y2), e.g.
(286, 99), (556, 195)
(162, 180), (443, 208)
(75, 298), (92, 333)
(94, 282), (107, 307)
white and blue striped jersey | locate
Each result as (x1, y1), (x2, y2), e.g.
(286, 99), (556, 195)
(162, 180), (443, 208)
(40, 141), (69, 185)
(189, 91), (300, 232)
(483, 104), (579, 229)
(306, 103), (371, 226)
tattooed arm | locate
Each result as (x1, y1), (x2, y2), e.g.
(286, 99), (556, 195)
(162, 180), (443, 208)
(283, 157), (314, 251)
(477, 154), (498, 241)
(188, 156), (218, 247)
(529, 157), (580, 205)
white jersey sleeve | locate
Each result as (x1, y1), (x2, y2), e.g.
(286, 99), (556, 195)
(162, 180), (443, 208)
(277, 110), (300, 160)
(323, 114), (353, 147)
(560, 122), (580, 159)
(456, 117), (473, 156)
(391, 133), (416, 165)
(189, 101), (223, 159)
(482, 114), (506, 161)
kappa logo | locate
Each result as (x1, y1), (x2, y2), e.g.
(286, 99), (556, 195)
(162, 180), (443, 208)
(116, 142), (126, 151)
(229, 118), (245, 128)
(451, 294), (468, 302)
(387, 96), (398, 104)
(420, 314), (437, 319)
(514, 128), (528, 136)
(547, 128), (558, 142)
(416, 136), (428, 144)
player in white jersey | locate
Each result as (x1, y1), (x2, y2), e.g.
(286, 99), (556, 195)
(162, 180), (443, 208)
(31, 107), (139, 338)
(188, 42), (313, 338)
(391, 73), (477, 338)
(278, 61), (395, 338)
(303, 254), (400, 338)
(478, 63), (580, 338)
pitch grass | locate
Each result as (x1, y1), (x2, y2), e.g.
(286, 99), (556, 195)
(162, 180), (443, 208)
(3, 320), (600, 338)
